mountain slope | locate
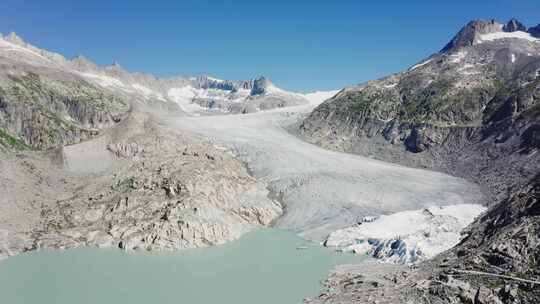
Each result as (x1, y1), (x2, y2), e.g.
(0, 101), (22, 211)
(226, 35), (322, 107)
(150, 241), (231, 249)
(0, 34), (131, 150)
(0, 33), (284, 259)
(0, 32), (310, 151)
(300, 19), (540, 201)
(301, 18), (540, 304)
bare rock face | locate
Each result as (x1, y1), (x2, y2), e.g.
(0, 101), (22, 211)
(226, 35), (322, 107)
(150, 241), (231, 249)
(0, 72), (128, 150)
(503, 18), (527, 32)
(529, 24), (540, 38)
(441, 19), (503, 52)
(25, 113), (282, 253)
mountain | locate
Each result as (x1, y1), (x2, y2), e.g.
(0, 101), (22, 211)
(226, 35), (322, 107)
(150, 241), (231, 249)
(301, 18), (540, 200)
(0, 32), (284, 259)
(301, 18), (540, 304)
(0, 32), (313, 150)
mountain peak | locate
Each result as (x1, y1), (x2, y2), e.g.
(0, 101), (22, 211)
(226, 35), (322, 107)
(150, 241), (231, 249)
(250, 76), (273, 95)
(441, 19), (503, 53)
(503, 18), (527, 32)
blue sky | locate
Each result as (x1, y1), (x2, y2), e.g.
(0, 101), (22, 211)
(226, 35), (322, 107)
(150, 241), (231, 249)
(1, 0), (539, 92)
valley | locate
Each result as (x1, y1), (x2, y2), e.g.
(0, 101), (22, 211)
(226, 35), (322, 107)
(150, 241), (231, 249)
(0, 15), (539, 304)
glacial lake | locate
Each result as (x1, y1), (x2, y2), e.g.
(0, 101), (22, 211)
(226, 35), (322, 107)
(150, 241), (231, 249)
(0, 229), (365, 304)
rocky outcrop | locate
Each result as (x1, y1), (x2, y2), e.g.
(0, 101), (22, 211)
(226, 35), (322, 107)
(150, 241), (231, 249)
(39, 118), (282, 251)
(0, 110), (282, 258)
(504, 18), (527, 32)
(441, 19), (503, 52)
(0, 70), (128, 150)
(528, 24), (540, 38)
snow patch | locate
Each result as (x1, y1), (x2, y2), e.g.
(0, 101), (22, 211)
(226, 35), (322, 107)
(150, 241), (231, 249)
(409, 59), (433, 71)
(511, 53), (516, 63)
(325, 204), (486, 264)
(478, 31), (539, 43)
(383, 83), (397, 89)
(303, 90), (340, 105)
(449, 51), (467, 63)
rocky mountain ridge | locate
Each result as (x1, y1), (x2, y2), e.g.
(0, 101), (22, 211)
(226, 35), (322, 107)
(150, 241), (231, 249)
(0, 32), (320, 150)
(0, 32), (310, 117)
(300, 18), (540, 200)
(301, 18), (540, 304)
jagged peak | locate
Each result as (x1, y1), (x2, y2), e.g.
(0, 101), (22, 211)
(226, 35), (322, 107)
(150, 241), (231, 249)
(503, 18), (527, 32)
(441, 19), (503, 53)
(250, 76), (276, 96)
(440, 18), (540, 53)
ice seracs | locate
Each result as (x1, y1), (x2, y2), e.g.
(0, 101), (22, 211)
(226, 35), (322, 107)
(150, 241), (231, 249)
(324, 204), (486, 264)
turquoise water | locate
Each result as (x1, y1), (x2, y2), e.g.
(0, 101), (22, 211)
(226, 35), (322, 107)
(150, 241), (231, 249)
(0, 229), (364, 304)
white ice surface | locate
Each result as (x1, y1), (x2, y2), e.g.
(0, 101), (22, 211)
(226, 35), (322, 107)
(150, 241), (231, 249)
(303, 90), (340, 105)
(325, 204), (486, 263)
(168, 106), (485, 241)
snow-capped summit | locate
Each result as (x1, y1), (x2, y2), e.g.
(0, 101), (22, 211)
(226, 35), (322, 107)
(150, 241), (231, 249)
(441, 18), (539, 53)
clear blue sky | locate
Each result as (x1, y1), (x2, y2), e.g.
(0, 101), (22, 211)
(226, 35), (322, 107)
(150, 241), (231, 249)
(1, 0), (539, 92)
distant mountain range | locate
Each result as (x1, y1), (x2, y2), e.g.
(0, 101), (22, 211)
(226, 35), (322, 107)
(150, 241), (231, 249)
(0, 32), (332, 116)
(0, 31), (336, 150)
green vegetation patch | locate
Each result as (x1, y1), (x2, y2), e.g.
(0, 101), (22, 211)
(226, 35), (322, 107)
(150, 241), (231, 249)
(0, 128), (30, 150)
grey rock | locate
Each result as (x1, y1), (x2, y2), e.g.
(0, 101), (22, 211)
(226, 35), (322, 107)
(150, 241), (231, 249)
(441, 19), (503, 52)
(503, 18), (527, 32)
(528, 24), (540, 38)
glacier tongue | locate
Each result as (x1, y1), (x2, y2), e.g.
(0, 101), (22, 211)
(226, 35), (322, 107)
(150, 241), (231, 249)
(324, 204), (486, 264)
